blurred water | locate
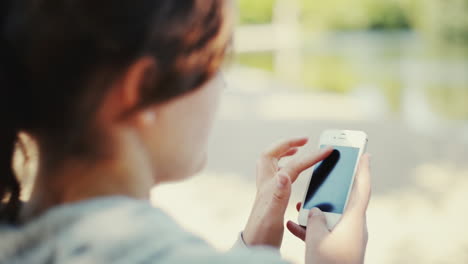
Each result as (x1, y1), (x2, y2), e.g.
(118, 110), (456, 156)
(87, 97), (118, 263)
(238, 30), (468, 126)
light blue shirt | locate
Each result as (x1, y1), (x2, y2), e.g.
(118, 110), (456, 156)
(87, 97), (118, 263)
(0, 197), (290, 264)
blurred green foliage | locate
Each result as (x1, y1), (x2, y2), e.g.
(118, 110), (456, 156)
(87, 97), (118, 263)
(237, 0), (468, 42)
(237, 0), (275, 24)
(238, 0), (411, 29)
(299, 0), (410, 30)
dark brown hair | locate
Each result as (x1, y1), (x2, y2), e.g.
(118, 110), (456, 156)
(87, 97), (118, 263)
(0, 0), (231, 224)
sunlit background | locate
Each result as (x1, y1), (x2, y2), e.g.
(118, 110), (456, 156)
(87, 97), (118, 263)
(155, 1), (468, 264)
(14, 1), (468, 264)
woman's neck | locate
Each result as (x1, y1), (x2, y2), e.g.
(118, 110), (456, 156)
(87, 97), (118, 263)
(21, 130), (156, 222)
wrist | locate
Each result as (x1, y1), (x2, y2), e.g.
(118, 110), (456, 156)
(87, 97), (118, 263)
(232, 232), (249, 249)
(243, 219), (284, 248)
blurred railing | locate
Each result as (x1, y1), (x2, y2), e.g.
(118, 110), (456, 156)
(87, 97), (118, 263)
(235, 0), (302, 82)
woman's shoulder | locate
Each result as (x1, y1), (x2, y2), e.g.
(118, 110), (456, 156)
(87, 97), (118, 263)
(0, 197), (288, 264)
(0, 197), (196, 263)
(64, 198), (285, 263)
(60, 196), (193, 245)
(63, 197), (288, 263)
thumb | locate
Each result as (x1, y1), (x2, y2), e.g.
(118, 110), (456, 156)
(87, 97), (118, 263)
(306, 208), (330, 246)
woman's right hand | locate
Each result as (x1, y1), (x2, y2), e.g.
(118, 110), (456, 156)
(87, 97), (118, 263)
(287, 154), (371, 264)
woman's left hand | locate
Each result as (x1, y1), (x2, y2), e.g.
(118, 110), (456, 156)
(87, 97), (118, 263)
(243, 137), (333, 248)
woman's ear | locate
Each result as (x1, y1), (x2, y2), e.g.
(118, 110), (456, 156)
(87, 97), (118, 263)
(99, 57), (158, 123)
(136, 109), (157, 128)
(119, 57), (158, 114)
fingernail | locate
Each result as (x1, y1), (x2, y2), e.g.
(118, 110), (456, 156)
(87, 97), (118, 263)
(277, 173), (289, 189)
(309, 207), (323, 217)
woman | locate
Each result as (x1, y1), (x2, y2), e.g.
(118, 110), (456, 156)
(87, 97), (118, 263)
(0, 0), (371, 263)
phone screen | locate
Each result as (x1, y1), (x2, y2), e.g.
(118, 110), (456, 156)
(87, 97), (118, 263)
(303, 145), (360, 214)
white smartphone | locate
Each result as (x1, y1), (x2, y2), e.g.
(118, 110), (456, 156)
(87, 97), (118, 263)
(298, 129), (368, 229)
